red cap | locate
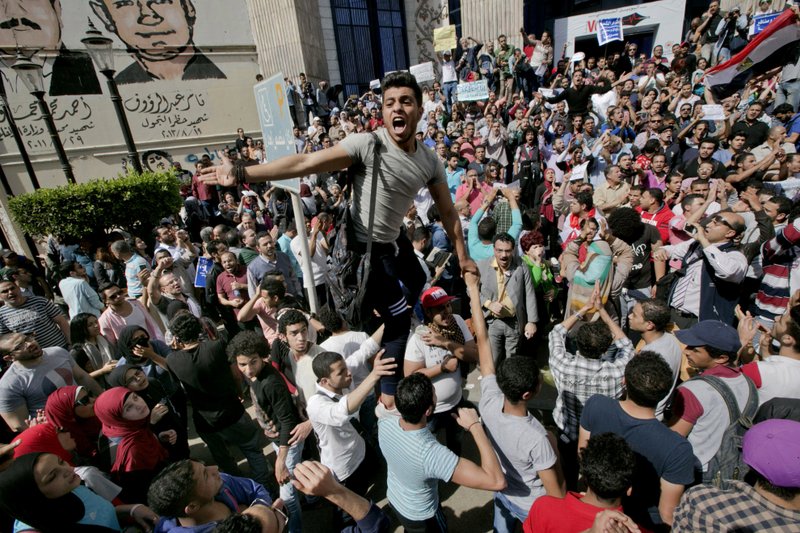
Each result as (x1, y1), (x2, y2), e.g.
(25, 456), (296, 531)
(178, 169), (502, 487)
(420, 286), (457, 309)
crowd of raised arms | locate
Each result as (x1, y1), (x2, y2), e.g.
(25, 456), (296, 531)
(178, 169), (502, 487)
(1, 2), (800, 532)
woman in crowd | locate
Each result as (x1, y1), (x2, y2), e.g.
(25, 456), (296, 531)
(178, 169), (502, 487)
(45, 385), (103, 466)
(0, 452), (158, 532)
(94, 387), (172, 503)
(70, 313), (117, 387)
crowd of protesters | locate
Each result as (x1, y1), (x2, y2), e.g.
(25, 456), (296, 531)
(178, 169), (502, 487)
(1, 2), (800, 532)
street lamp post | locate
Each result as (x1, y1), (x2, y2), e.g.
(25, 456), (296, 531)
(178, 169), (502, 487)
(0, 79), (40, 190)
(11, 53), (76, 185)
(82, 22), (142, 174)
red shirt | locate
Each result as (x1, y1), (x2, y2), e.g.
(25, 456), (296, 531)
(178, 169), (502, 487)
(525, 492), (633, 533)
(216, 267), (249, 302)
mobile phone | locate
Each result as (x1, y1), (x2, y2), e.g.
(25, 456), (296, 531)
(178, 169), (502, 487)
(135, 338), (149, 348)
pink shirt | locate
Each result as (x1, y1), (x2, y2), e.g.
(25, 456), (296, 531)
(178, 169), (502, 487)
(455, 182), (492, 215)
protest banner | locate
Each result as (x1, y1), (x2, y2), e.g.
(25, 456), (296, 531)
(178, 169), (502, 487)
(701, 104), (726, 121)
(409, 62), (435, 83)
(254, 73), (299, 191)
(597, 18), (623, 46)
(457, 79), (489, 102)
(434, 25), (457, 52)
(752, 12), (780, 35)
(194, 257), (214, 288)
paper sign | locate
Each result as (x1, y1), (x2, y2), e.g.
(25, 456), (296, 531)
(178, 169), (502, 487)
(434, 25), (457, 52)
(254, 73), (299, 191)
(570, 162), (590, 182)
(597, 18), (623, 46)
(194, 257), (214, 288)
(701, 104), (726, 121)
(457, 79), (489, 102)
(409, 62), (435, 83)
(539, 88), (556, 99)
(369, 79), (381, 90)
(752, 12), (779, 35)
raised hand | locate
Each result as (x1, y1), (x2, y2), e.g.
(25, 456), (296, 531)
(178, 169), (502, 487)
(199, 151), (236, 187)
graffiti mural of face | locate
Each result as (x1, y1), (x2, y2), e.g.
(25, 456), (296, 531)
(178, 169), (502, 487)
(0, 0), (61, 52)
(92, 0), (195, 61)
(142, 150), (173, 171)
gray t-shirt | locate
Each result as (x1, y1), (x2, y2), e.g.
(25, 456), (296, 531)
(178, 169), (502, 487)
(479, 374), (557, 511)
(0, 347), (75, 416)
(643, 332), (682, 420)
(339, 128), (447, 243)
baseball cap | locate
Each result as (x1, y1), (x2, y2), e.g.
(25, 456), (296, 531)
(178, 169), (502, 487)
(675, 320), (741, 353)
(742, 419), (800, 488)
(420, 286), (457, 309)
(0, 249), (14, 258)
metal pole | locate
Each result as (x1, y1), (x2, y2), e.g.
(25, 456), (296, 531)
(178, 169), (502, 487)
(102, 70), (142, 173)
(289, 191), (319, 314)
(33, 92), (76, 184)
(0, 81), (39, 190)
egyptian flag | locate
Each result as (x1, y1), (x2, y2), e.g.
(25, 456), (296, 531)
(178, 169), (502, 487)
(704, 8), (800, 97)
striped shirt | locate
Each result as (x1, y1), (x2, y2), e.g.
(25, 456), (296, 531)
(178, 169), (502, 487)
(0, 296), (67, 349)
(754, 219), (800, 320)
(378, 413), (459, 521)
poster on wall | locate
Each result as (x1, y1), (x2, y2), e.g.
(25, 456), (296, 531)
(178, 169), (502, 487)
(0, 0), (259, 188)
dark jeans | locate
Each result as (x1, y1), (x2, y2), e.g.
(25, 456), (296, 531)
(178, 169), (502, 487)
(670, 308), (698, 330)
(393, 504), (448, 533)
(361, 231), (426, 395)
(197, 413), (269, 486)
(558, 433), (579, 492)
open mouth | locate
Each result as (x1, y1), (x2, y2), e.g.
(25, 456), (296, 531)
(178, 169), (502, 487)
(391, 117), (406, 135)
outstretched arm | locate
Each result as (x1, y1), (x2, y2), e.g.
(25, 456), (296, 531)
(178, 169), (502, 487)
(201, 146), (353, 187)
(466, 271), (494, 376)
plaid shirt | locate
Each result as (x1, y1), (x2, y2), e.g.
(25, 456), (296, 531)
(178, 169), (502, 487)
(673, 480), (800, 532)
(548, 324), (634, 442)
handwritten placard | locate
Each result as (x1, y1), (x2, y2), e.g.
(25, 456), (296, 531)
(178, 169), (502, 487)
(410, 62), (435, 83)
(434, 25), (457, 52)
(194, 256), (214, 288)
(457, 80), (489, 102)
(701, 104), (726, 121)
(597, 18), (623, 46)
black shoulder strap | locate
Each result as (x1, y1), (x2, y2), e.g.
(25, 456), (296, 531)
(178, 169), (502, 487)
(360, 133), (382, 285)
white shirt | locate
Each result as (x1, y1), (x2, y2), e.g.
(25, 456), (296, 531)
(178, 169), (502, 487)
(441, 59), (457, 83)
(290, 233), (329, 286)
(307, 385), (366, 481)
(319, 332), (380, 389)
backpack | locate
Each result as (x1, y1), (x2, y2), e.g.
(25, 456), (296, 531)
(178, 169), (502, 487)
(324, 133), (381, 330)
(698, 374), (758, 487)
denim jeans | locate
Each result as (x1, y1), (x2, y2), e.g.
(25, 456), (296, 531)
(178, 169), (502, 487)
(197, 413), (269, 487)
(493, 491), (528, 533)
(775, 79), (800, 113)
(273, 440), (306, 533)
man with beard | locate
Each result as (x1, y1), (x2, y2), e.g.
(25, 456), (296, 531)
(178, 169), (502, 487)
(200, 72), (476, 410)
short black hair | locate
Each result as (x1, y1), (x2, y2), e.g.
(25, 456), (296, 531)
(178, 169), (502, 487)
(278, 309), (308, 334)
(58, 260), (77, 279)
(580, 433), (636, 500)
(212, 514), (261, 533)
(412, 226), (431, 243)
(606, 207), (644, 245)
(625, 351), (674, 408)
(639, 298), (671, 331)
(147, 460), (197, 517)
(169, 313), (202, 343)
(575, 191), (593, 211)
(644, 187), (664, 205)
(749, 469), (800, 498)
(497, 357), (540, 403)
(396, 373), (434, 424)
(427, 205), (441, 223)
(477, 217), (497, 241)
(576, 322), (613, 360)
(259, 278), (286, 299)
(681, 193), (704, 211)
(493, 232), (514, 247)
(381, 71), (423, 106)
(226, 330), (269, 363)
(312, 351), (344, 381)
(317, 306), (344, 334)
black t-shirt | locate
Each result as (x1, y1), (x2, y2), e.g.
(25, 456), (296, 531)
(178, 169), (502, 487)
(731, 120), (769, 150)
(627, 224), (661, 290)
(580, 394), (696, 529)
(167, 339), (244, 432)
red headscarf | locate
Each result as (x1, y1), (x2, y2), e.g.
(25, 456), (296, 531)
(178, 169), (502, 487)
(13, 423), (73, 465)
(44, 385), (102, 460)
(93, 387), (167, 473)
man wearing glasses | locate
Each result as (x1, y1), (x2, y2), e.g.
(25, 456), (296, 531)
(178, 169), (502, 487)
(0, 332), (102, 432)
(654, 211), (748, 328)
(97, 282), (165, 345)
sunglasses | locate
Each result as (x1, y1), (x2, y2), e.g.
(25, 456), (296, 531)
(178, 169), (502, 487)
(75, 394), (94, 407)
(250, 498), (288, 529)
(710, 215), (735, 230)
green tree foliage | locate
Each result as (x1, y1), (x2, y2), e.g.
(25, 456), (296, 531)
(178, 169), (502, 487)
(8, 171), (182, 239)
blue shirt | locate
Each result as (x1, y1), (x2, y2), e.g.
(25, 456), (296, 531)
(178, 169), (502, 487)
(154, 472), (271, 533)
(124, 253), (149, 297)
(378, 414), (459, 521)
(445, 167), (464, 201)
(468, 206), (523, 261)
(15, 485), (119, 532)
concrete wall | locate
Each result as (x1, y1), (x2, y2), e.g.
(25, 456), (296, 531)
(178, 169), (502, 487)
(461, 0), (525, 51)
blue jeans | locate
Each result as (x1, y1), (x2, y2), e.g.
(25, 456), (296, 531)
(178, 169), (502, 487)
(273, 440), (306, 533)
(197, 413), (269, 487)
(493, 492), (528, 533)
(443, 81), (458, 114)
(776, 79), (800, 113)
